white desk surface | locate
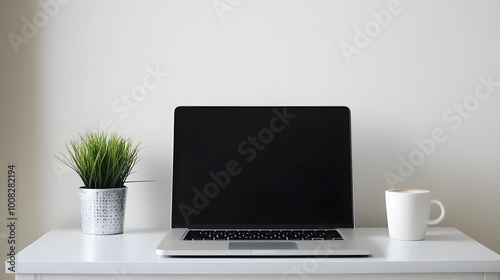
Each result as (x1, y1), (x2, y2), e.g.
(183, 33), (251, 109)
(12, 227), (500, 275)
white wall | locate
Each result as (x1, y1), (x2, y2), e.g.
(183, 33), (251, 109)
(1, 0), (500, 278)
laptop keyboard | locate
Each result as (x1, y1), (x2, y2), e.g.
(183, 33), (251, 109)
(183, 229), (343, 241)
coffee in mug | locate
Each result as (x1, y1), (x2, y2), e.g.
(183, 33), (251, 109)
(385, 188), (445, 240)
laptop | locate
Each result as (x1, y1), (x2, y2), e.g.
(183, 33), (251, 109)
(156, 106), (372, 256)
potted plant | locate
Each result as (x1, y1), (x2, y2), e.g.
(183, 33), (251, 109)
(57, 130), (141, 235)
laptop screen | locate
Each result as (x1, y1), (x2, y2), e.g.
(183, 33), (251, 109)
(171, 106), (353, 229)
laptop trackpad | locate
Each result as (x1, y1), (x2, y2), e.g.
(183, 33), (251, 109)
(229, 242), (298, 250)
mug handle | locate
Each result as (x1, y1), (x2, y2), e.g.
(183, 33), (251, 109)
(428, 199), (445, 225)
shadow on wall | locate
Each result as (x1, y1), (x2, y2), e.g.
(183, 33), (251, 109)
(1, 1), (56, 279)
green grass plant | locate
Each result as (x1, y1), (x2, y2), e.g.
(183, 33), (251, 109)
(57, 131), (141, 189)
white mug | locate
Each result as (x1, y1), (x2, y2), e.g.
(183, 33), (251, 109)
(385, 189), (445, 241)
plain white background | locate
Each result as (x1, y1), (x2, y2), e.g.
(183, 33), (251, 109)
(1, 1), (500, 278)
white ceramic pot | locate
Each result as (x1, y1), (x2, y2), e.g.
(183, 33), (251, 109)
(79, 186), (127, 235)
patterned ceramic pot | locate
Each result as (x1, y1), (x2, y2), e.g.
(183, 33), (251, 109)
(79, 186), (127, 235)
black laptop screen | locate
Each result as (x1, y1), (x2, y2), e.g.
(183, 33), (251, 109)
(171, 106), (353, 229)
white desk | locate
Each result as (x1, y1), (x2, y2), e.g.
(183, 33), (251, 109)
(9, 227), (500, 280)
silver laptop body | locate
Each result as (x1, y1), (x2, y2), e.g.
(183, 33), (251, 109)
(156, 106), (372, 257)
